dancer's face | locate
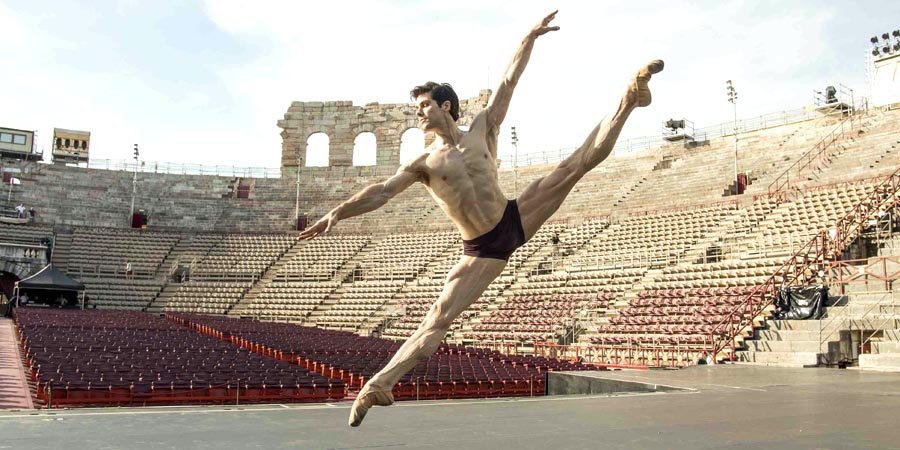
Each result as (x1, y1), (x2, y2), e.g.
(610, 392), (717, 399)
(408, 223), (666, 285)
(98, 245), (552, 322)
(415, 93), (450, 131)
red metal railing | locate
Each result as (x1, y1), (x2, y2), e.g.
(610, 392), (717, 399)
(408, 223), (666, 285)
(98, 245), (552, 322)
(710, 168), (900, 360)
(533, 342), (708, 368)
(825, 257), (900, 294)
(477, 341), (519, 355)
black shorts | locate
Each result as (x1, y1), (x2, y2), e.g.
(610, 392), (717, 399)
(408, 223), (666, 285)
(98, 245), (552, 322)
(462, 200), (527, 261)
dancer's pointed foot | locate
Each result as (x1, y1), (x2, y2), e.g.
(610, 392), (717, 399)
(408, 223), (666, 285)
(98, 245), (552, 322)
(630, 59), (664, 107)
(348, 386), (394, 427)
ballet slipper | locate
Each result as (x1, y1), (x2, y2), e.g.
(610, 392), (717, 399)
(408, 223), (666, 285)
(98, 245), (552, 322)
(632, 59), (664, 107)
(348, 386), (394, 427)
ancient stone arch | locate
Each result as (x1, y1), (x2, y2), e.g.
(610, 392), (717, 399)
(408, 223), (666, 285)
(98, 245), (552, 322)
(1, 261), (36, 280)
(278, 89), (491, 169)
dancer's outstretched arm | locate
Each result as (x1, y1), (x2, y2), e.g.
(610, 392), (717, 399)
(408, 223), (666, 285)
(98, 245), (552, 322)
(483, 10), (559, 144)
(299, 157), (422, 240)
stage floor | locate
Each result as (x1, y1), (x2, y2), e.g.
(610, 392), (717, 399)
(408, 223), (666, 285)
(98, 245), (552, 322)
(3, 365), (900, 450)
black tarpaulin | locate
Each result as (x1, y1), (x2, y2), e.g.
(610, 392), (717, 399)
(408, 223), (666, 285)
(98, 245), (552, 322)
(773, 285), (827, 320)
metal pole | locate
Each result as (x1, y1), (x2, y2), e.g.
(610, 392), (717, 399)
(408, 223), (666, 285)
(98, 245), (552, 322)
(727, 81), (738, 194)
(733, 102), (738, 191)
(294, 161), (301, 228)
(511, 127), (519, 195)
(130, 144), (138, 226)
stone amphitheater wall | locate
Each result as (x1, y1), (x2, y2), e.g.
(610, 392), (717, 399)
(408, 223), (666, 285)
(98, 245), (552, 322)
(7, 108), (895, 236)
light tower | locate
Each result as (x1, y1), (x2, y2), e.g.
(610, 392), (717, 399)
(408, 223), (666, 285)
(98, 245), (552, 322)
(726, 80), (739, 194)
(130, 143), (139, 225)
(511, 126), (519, 194)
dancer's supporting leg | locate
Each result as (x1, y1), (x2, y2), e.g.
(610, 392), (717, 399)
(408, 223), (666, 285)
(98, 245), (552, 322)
(349, 256), (507, 426)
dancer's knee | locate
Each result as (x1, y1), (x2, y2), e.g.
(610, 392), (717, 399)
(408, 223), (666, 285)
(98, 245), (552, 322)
(421, 314), (453, 333)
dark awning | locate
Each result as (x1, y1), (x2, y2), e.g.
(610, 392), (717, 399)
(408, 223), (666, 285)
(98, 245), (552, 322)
(16, 264), (84, 291)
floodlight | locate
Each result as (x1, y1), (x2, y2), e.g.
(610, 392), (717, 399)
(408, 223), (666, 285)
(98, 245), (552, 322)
(871, 36), (879, 44)
(883, 33), (891, 40)
(873, 48), (881, 57)
(894, 43), (900, 52)
(893, 30), (900, 38)
(825, 86), (837, 104)
(665, 119), (685, 130)
(884, 46), (891, 54)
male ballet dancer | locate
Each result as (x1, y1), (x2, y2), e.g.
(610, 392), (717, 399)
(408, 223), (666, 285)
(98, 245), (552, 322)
(298, 10), (663, 426)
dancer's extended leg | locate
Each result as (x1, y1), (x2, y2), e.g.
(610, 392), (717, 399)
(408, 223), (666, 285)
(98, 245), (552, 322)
(517, 60), (663, 239)
(349, 256), (507, 427)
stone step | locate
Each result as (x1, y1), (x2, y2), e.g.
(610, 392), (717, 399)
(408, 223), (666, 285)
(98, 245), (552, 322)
(827, 304), (900, 317)
(849, 292), (900, 304)
(744, 339), (825, 353)
(757, 329), (834, 341)
(873, 341), (900, 353)
(858, 353), (900, 372)
(885, 329), (900, 341)
(766, 319), (847, 331)
(733, 350), (819, 367)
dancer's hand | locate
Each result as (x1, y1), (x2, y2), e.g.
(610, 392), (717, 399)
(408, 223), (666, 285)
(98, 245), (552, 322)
(530, 10), (559, 38)
(299, 211), (339, 240)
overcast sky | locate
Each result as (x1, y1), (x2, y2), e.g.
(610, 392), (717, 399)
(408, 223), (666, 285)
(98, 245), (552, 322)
(1, 0), (897, 169)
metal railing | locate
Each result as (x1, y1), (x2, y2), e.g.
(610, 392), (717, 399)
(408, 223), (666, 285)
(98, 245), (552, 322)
(497, 106), (821, 169)
(825, 256), (900, 295)
(766, 112), (861, 195)
(816, 255), (900, 361)
(533, 342), (707, 368)
(709, 168), (900, 360)
(816, 290), (897, 363)
(81, 158), (282, 179)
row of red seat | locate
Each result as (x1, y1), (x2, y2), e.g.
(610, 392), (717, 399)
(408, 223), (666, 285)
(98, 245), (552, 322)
(15, 309), (345, 407)
(170, 313), (590, 400)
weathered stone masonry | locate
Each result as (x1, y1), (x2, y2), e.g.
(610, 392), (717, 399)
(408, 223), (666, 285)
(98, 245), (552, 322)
(278, 90), (491, 169)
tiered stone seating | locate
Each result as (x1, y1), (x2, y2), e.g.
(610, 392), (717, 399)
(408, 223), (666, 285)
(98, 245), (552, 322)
(380, 276), (504, 340)
(80, 278), (163, 310)
(275, 234), (369, 281)
(528, 149), (660, 221)
(357, 231), (458, 280)
(747, 180), (878, 256)
(591, 285), (769, 347)
(648, 258), (783, 290)
(245, 281), (341, 320)
(178, 234), (221, 265)
(555, 217), (609, 257)
(470, 293), (614, 343)
(464, 268), (637, 344)
(561, 268), (644, 295)
(66, 228), (178, 279)
(571, 204), (735, 269)
(621, 142), (738, 209)
(316, 280), (406, 329)
(501, 221), (568, 279)
(191, 234), (296, 281)
(813, 109), (900, 184)
(163, 281), (251, 314)
(0, 223), (53, 245)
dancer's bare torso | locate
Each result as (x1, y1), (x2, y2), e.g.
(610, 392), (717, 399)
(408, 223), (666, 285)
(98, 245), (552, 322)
(406, 112), (508, 241)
